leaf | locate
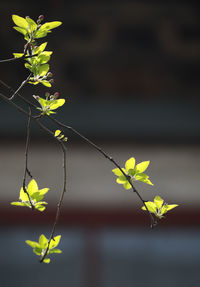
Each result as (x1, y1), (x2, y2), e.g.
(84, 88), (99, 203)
(28, 179), (38, 196)
(48, 248), (62, 254)
(37, 53), (52, 64)
(12, 15), (28, 29)
(34, 30), (48, 39)
(10, 202), (27, 207)
(142, 202), (157, 214)
(40, 21), (62, 31)
(125, 157), (135, 172)
(135, 173), (153, 186)
(154, 196), (164, 209)
(123, 181), (132, 190)
(33, 247), (42, 255)
(41, 80), (51, 87)
(34, 42), (48, 55)
(43, 258), (51, 263)
(26, 17), (37, 32)
(39, 188), (49, 195)
(162, 204), (178, 214)
(39, 234), (48, 249)
(26, 240), (40, 248)
(112, 168), (126, 177)
(55, 130), (61, 137)
(116, 175), (127, 183)
(13, 53), (24, 58)
(49, 99), (65, 110)
(37, 64), (49, 77)
(135, 161), (150, 173)
(24, 63), (33, 72)
(49, 235), (61, 249)
(35, 204), (46, 212)
(19, 187), (29, 202)
(13, 26), (27, 36)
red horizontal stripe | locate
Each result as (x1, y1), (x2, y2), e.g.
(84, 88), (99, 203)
(1, 206), (199, 227)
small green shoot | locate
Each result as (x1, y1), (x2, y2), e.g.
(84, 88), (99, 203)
(33, 92), (65, 115)
(54, 130), (68, 142)
(112, 157), (153, 190)
(11, 179), (49, 211)
(26, 234), (62, 263)
(142, 195), (178, 219)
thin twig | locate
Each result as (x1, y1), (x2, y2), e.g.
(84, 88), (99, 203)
(40, 142), (67, 263)
(0, 54), (38, 63)
(48, 118), (156, 228)
(9, 73), (32, 100)
(22, 106), (34, 210)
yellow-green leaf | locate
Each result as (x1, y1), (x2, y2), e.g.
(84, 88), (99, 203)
(28, 179), (38, 196)
(12, 15), (28, 29)
(49, 235), (61, 249)
(125, 157), (135, 172)
(49, 99), (65, 110)
(154, 195), (164, 209)
(135, 161), (150, 173)
(40, 21), (62, 31)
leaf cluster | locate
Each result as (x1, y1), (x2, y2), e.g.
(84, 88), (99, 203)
(142, 196), (178, 219)
(11, 179), (49, 211)
(12, 14), (62, 87)
(112, 157), (153, 190)
(33, 93), (65, 115)
(26, 234), (62, 263)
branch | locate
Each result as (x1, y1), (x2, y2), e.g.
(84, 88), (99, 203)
(40, 142), (67, 263)
(9, 73), (32, 100)
(48, 118), (157, 228)
(22, 106), (34, 210)
(0, 54), (38, 63)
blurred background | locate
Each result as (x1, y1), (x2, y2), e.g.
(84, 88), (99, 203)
(0, 1), (200, 286)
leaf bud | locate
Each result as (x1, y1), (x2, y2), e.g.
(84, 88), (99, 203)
(53, 92), (59, 99)
(49, 79), (54, 84)
(47, 72), (53, 78)
(45, 92), (50, 99)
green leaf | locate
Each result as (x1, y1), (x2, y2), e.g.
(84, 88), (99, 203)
(26, 240), (40, 248)
(48, 248), (62, 254)
(49, 235), (61, 249)
(49, 99), (65, 110)
(24, 63), (33, 72)
(37, 64), (49, 77)
(19, 187), (29, 202)
(135, 173), (153, 186)
(13, 53), (24, 58)
(161, 204), (178, 214)
(39, 188), (49, 195)
(37, 53), (52, 64)
(55, 130), (61, 137)
(154, 195), (164, 209)
(12, 15), (28, 29)
(11, 202), (27, 207)
(125, 157), (135, 172)
(40, 21), (62, 31)
(135, 161), (150, 173)
(35, 204), (46, 212)
(28, 179), (38, 196)
(112, 168), (126, 177)
(33, 247), (42, 255)
(142, 202), (157, 214)
(26, 17), (37, 32)
(34, 30), (48, 39)
(123, 181), (132, 190)
(41, 80), (51, 87)
(116, 175), (127, 184)
(34, 42), (48, 55)
(39, 234), (48, 249)
(13, 26), (27, 36)
(43, 258), (51, 263)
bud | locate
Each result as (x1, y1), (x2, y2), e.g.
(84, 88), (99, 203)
(49, 79), (54, 84)
(33, 95), (39, 100)
(53, 92), (59, 99)
(47, 72), (53, 78)
(37, 15), (44, 24)
(45, 92), (50, 99)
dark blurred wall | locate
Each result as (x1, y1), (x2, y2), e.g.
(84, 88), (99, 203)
(0, 1), (200, 141)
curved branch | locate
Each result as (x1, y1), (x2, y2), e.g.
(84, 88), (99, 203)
(9, 73), (32, 100)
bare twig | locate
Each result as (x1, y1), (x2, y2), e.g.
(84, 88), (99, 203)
(9, 73), (32, 100)
(22, 106), (34, 210)
(40, 142), (67, 263)
(0, 54), (38, 63)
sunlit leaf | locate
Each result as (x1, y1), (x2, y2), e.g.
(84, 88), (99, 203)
(13, 26), (27, 36)
(43, 258), (51, 263)
(154, 195), (163, 209)
(49, 235), (61, 249)
(49, 99), (65, 110)
(25, 240), (40, 248)
(39, 234), (48, 249)
(26, 17), (37, 32)
(40, 21), (62, 31)
(142, 202), (157, 213)
(19, 187), (29, 202)
(12, 15), (28, 29)
(125, 157), (135, 172)
(28, 179), (38, 196)
(123, 181), (132, 190)
(38, 64), (49, 77)
(135, 161), (150, 173)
